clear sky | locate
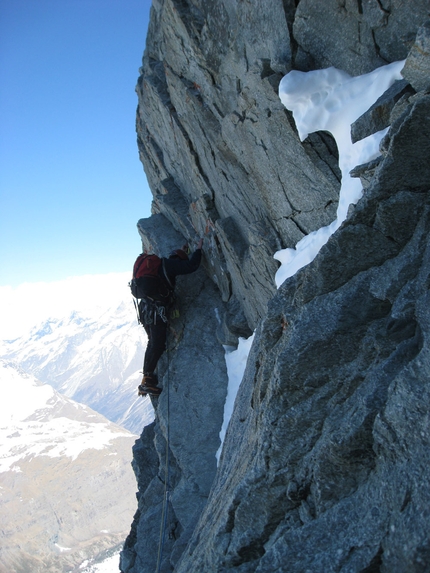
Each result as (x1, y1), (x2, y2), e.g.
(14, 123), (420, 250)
(0, 0), (153, 287)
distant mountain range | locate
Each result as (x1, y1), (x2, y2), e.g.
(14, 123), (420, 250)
(0, 300), (155, 571)
(0, 301), (154, 434)
(0, 360), (139, 573)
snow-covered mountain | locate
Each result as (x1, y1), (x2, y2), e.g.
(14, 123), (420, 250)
(0, 360), (138, 573)
(0, 300), (154, 434)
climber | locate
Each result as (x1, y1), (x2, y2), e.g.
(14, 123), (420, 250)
(136, 238), (203, 397)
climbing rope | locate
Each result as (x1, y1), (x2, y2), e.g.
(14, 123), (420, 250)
(155, 337), (171, 573)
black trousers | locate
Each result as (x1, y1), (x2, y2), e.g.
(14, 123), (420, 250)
(143, 320), (168, 375)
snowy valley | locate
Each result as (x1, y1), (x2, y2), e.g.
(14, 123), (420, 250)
(0, 296), (153, 572)
(0, 360), (138, 573)
(0, 300), (154, 434)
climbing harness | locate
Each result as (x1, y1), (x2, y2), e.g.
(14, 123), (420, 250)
(155, 337), (171, 573)
(132, 296), (169, 327)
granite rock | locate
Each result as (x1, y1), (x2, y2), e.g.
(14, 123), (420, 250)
(136, 0), (341, 329)
(293, 0), (429, 76)
(122, 3), (430, 572)
(175, 83), (430, 573)
(350, 79), (414, 143)
(402, 21), (430, 92)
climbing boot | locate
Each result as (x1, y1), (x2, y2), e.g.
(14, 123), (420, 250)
(137, 374), (162, 397)
(137, 383), (162, 397)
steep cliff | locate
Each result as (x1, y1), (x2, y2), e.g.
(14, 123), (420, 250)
(121, 2), (430, 572)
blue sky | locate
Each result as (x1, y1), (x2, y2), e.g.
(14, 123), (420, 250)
(0, 0), (153, 287)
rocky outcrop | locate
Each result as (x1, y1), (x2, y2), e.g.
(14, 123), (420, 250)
(293, 0), (429, 75)
(121, 215), (231, 572)
(122, 2), (430, 572)
(174, 82), (430, 573)
(135, 0), (344, 330)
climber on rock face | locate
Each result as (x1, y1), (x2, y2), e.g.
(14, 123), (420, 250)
(133, 238), (204, 397)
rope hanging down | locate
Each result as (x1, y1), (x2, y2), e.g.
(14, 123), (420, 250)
(155, 341), (171, 573)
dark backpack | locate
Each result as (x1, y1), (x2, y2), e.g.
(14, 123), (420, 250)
(129, 254), (172, 302)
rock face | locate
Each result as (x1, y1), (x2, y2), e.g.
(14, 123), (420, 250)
(135, 0), (343, 330)
(122, 2), (430, 572)
(121, 222), (231, 573)
(293, 0), (429, 75)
